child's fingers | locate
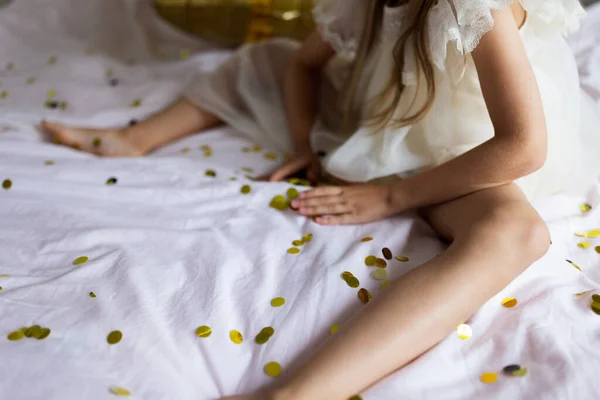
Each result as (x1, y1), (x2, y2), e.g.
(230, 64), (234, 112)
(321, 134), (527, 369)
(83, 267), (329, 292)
(300, 186), (343, 198)
(269, 158), (306, 182)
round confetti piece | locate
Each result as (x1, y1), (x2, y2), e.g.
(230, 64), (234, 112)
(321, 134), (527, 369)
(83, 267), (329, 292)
(591, 302), (600, 316)
(73, 256), (88, 266)
(395, 255), (409, 262)
(365, 256), (377, 267)
(205, 169), (216, 177)
(511, 368), (528, 377)
(502, 298), (518, 308)
(330, 324), (340, 335)
(270, 195), (289, 211)
(375, 258), (387, 268)
(596, 246), (600, 255)
(37, 328), (51, 340)
(47, 89), (56, 99)
(592, 294), (600, 303)
(0, 91), (9, 99)
(348, 396), (363, 400)
(107, 330), (123, 345)
(502, 364), (521, 374)
(580, 204), (592, 213)
(30, 325), (42, 339)
(196, 326), (211, 338)
(229, 330), (243, 344)
(288, 178), (311, 187)
(264, 153), (277, 161)
(264, 361), (282, 377)
(566, 259), (582, 271)
(90, 292), (96, 298)
(287, 188), (299, 200)
(130, 99), (142, 108)
(346, 276), (360, 288)
(341, 271), (354, 281)
(380, 281), (391, 289)
(252, 145), (262, 152)
(110, 387), (131, 397)
(480, 372), (498, 384)
(26, 77), (36, 85)
(106, 177), (118, 185)
(181, 147), (191, 154)
(2, 179), (12, 190)
(93, 138), (102, 148)
(372, 268), (388, 280)
(382, 247), (392, 260)
(360, 237), (373, 243)
(7, 331), (24, 341)
(270, 297), (285, 307)
(44, 160), (55, 165)
(578, 241), (591, 249)
(292, 240), (304, 247)
(302, 233), (313, 243)
(255, 327), (275, 344)
(23, 327), (32, 337)
(456, 324), (472, 340)
(240, 185), (252, 194)
(59, 101), (68, 110)
(358, 288), (371, 304)
(287, 247), (300, 254)
(45, 100), (58, 109)
(0, 286), (2, 291)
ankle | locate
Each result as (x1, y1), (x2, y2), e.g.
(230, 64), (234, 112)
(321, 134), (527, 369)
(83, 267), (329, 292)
(120, 128), (149, 156)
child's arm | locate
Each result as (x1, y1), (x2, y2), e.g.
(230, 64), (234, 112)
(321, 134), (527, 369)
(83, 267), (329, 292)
(293, 7), (547, 225)
(269, 32), (335, 182)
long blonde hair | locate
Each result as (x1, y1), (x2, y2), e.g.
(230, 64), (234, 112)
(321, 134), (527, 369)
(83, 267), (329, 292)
(343, 0), (438, 132)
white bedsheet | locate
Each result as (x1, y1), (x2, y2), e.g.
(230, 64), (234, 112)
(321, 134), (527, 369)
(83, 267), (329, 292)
(1, 1), (599, 399)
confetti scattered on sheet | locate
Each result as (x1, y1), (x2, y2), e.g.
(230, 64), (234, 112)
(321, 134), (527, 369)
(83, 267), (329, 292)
(73, 256), (88, 266)
(107, 330), (123, 345)
(229, 330), (243, 344)
(109, 387), (131, 397)
(502, 298), (518, 308)
(264, 362), (282, 377)
(196, 326), (211, 338)
(270, 297), (285, 307)
(358, 288), (371, 304)
(480, 372), (498, 384)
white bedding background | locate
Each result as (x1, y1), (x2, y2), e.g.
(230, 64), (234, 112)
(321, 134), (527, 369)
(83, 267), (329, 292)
(0, 1), (599, 399)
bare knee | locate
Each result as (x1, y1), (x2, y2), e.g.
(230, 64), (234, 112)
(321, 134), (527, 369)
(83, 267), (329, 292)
(465, 203), (550, 268)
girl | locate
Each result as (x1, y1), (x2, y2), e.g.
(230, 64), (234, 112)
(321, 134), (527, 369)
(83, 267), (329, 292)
(44, 0), (598, 398)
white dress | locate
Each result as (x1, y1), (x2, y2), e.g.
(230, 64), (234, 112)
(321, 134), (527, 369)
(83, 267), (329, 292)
(184, 0), (600, 200)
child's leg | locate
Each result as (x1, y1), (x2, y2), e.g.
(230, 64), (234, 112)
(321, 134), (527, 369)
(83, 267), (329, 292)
(224, 184), (549, 400)
(42, 99), (221, 156)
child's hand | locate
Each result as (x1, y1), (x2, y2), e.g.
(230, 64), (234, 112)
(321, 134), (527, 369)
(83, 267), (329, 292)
(291, 184), (398, 225)
(268, 151), (321, 183)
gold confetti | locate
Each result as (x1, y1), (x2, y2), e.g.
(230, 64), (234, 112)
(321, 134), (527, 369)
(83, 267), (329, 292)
(348, 396), (363, 400)
(580, 204), (592, 213)
(301, 233), (313, 243)
(2, 179), (12, 190)
(330, 324), (340, 335)
(287, 247), (300, 254)
(346, 276), (360, 288)
(130, 99), (142, 108)
(59, 101), (68, 110)
(372, 268), (388, 280)
(588, 229), (600, 237)
(502, 298), (518, 308)
(480, 372), (498, 384)
(240, 185), (252, 194)
(264, 152), (277, 160)
(375, 258), (387, 268)
(575, 232), (588, 237)
(6, 62), (14, 70)
(358, 288), (371, 304)
(0, 286), (2, 291)
(47, 55), (57, 64)
(47, 89), (56, 99)
(592, 302), (600, 316)
(37, 328), (51, 340)
(110, 387), (131, 397)
(22, 327), (32, 337)
(30, 325), (42, 338)
(292, 240), (304, 247)
(241, 167), (254, 173)
(382, 247), (392, 260)
(229, 177), (237, 181)
(341, 271), (354, 281)
(592, 294), (600, 303)
(255, 327), (275, 344)
(270, 195), (289, 211)
(566, 259), (582, 271)
(26, 77), (36, 85)
(596, 246), (600, 254)
(0, 91), (9, 99)
(287, 187), (299, 200)
(578, 242), (591, 249)
(252, 144), (262, 152)
(89, 292), (96, 298)
(457, 324), (472, 340)
(196, 325), (211, 338)
(7, 331), (24, 341)
(204, 150), (213, 157)
(360, 237), (373, 242)
(288, 178), (311, 186)
(264, 361), (282, 377)
(107, 330), (123, 345)
(205, 169), (216, 177)
(395, 255), (409, 262)
(73, 256), (88, 265)
(380, 281), (391, 289)
(93, 138), (102, 148)
(229, 330), (243, 344)
(181, 147), (190, 154)
(44, 160), (55, 165)
(511, 368), (528, 377)
(180, 49), (191, 60)
(270, 297), (285, 307)
(365, 256), (377, 267)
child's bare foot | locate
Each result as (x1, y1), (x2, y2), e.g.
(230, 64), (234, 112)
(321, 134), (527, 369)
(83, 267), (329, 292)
(41, 120), (145, 157)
